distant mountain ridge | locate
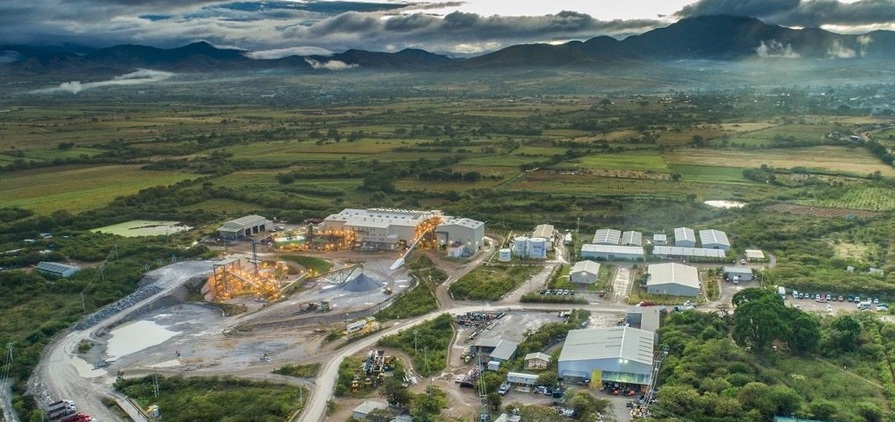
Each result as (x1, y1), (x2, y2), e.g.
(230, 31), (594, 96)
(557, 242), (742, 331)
(3, 15), (895, 75)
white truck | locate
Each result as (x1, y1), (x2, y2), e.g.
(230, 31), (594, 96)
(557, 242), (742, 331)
(777, 286), (786, 300)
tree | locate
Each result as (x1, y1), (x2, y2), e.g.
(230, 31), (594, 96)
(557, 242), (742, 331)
(809, 399), (838, 420)
(738, 382), (775, 418)
(732, 294), (786, 352)
(487, 392), (501, 411)
(785, 312), (820, 355)
(537, 371), (557, 387)
(380, 376), (411, 408)
(828, 314), (861, 352)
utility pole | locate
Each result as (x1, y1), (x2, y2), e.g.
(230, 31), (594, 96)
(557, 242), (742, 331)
(414, 330), (419, 355)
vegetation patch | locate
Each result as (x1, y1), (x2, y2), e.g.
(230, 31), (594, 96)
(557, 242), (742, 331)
(280, 254), (333, 274)
(273, 363), (320, 378)
(448, 264), (540, 301)
(378, 314), (453, 377)
(115, 375), (305, 422)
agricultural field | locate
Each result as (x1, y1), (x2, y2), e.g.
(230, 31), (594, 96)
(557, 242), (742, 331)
(2, 165), (194, 215)
(724, 123), (830, 146)
(795, 185), (895, 211)
(665, 146), (895, 177)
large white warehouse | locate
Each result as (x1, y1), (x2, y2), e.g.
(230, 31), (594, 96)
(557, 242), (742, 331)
(699, 229), (730, 251)
(673, 227), (696, 247)
(593, 229), (621, 245)
(581, 244), (644, 261)
(558, 327), (654, 387)
(437, 217), (486, 256)
(218, 215), (272, 240)
(570, 260), (601, 284)
(646, 263), (700, 297)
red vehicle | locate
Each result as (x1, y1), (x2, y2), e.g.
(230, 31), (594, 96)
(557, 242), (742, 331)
(60, 413), (93, 422)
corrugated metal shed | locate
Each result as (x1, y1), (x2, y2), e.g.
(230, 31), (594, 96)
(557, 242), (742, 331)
(647, 263), (700, 289)
(592, 228), (621, 245)
(620, 230), (642, 246)
(699, 229), (730, 250)
(533, 224), (554, 239)
(652, 246), (726, 258)
(558, 327), (653, 365)
(490, 340), (519, 361)
(673, 227), (696, 246)
(36, 261), (81, 278)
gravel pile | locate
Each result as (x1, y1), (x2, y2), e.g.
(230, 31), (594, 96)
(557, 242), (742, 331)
(74, 285), (165, 330)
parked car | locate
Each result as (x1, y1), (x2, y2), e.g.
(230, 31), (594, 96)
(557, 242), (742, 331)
(874, 298), (880, 304)
(838, 295), (845, 302)
(826, 294), (832, 301)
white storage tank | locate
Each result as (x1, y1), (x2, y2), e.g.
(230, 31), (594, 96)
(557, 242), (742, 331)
(498, 248), (512, 262)
(528, 237), (548, 259)
(513, 237), (529, 256)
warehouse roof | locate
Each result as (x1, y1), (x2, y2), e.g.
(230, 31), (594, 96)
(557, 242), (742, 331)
(699, 229), (730, 247)
(524, 352), (552, 362)
(36, 261), (80, 274)
(593, 228), (621, 245)
(533, 224), (554, 239)
(219, 215), (271, 232)
(745, 249), (765, 260)
(570, 260), (601, 275)
(581, 244), (645, 256)
(653, 234), (667, 243)
(621, 231), (643, 246)
(491, 340), (519, 361)
(440, 217), (484, 229)
(647, 263), (700, 289)
(353, 400), (388, 416)
(652, 246), (726, 258)
(559, 327), (654, 365)
(673, 227), (696, 243)
(724, 266), (752, 275)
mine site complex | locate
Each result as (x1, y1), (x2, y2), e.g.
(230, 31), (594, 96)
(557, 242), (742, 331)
(17, 205), (785, 422)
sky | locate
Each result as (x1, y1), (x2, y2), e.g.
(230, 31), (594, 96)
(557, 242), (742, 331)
(2, 0), (893, 57)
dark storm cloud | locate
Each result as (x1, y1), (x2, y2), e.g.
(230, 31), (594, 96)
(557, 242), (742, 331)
(677, 0), (800, 18)
(676, 0), (895, 28)
(0, 0), (659, 55)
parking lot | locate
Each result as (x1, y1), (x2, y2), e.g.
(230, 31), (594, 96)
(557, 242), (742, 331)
(784, 291), (889, 314)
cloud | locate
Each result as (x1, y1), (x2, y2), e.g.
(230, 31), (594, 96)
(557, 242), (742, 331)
(676, 0), (895, 31)
(32, 69), (175, 94)
(304, 58), (358, 70)
(755, 40), (800, 58)
(827, 39), (856, 58)
(246, 46), (334, 59)
(677, 0), (801, 19)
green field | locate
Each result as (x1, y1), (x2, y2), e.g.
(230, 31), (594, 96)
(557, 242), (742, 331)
(796, 186), (895, 211)
(2, 165), (194, 214)
(665, 146), (895, 177)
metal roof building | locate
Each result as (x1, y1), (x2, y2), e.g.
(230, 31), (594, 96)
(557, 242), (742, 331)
(699, 229), (730, 251)
(570, 260), (601, 284)
(437, 217), (486, 255)
(36, 261), (80, 278)
(490, 340), (519, 362)
(653, 233), (668, 246)
(593, 229), (621, 245)
(745, 249), (766, 261)
(532, 224), (555, 240)
(652, 246), (727, 260)
(558, 327), (654, 385)
(620, 231), (643, 246)
(217, 215), (272, 240)
(724, 266), (754, 281)
(647, 263), (700, 297)
(581, 244), (644, 261)
(673, 227), (696, 247)
(352, 401), (388, 420)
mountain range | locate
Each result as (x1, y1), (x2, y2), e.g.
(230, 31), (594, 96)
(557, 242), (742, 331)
(3, 15), (895, 75)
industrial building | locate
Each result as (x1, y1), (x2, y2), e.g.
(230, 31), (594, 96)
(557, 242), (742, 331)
(724, 267), (753, 282)
(652, 246), (727, 260)
(437, 217), (486, 256)
(512, 237), (548, 260)
(217, 215), (272, 240)
(36, 261), (81, 278)
(322, 208), (441, 250)
(620, 231), (643, 246)
(699, 229), (730, 251)
(524, 352), (552, 370)
(570, 260), (601, 284)
(626, 307), (662, 333)
(352, 401), (388, 420)
(673, 227), (696, 247)
(646, 263), (700, 297)
(653, 234), (668, 246)
(581, 244), (644, 261)
(490, 340), (519, 362)
(593, 229), (621, 245)
(745, 249), (766, 261)
(558, 327), (654, 386)
(532, 224), (555, 250)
